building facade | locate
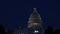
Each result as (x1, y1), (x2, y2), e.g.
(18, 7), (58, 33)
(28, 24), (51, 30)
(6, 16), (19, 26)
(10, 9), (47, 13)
(27, 8), (44, 34)
(14, 8), (44, 34)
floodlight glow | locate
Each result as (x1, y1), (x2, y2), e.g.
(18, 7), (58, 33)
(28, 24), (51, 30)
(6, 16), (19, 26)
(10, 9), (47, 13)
(34, 30), (39, 33)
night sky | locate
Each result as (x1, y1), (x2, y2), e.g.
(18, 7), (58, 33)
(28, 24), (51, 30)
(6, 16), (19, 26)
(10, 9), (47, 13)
(1, 0), (60, 29)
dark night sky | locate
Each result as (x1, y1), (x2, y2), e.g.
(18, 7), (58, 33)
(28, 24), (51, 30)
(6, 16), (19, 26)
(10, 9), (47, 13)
(0, 0), (60, 29)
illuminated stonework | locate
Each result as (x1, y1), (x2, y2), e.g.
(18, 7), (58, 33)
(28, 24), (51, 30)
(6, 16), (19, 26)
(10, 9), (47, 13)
(32, 23), (38, 25)
(28, 8), (42, 28)
(28, 8), (44, 34)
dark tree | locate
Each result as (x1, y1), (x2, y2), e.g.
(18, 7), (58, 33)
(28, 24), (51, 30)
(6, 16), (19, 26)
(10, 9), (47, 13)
(45, 26), (53, 34)
(0, 24), (6, 34)
(53, 29), (60, 34)
(7, 29), (14, 34)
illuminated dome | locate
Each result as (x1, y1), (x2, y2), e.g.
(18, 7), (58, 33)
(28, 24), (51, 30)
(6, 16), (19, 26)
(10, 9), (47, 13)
(28, 8), (42, 23)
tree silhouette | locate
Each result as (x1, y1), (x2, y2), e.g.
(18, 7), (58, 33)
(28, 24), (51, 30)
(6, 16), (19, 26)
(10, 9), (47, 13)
(45, 26), (53, 34)
(53, 29), (60, 34)
(0, 24), (6, 34)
